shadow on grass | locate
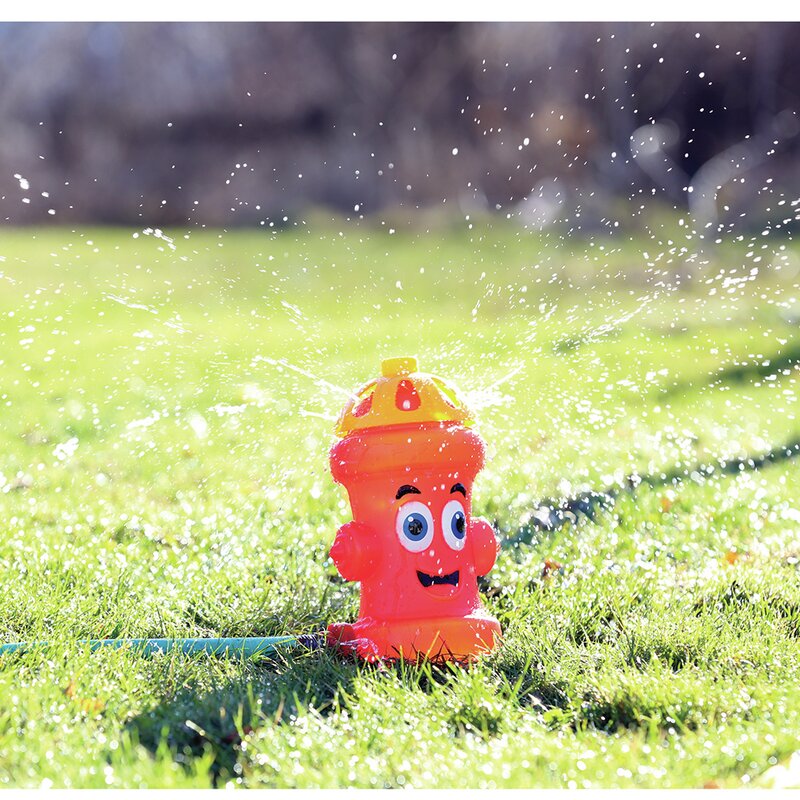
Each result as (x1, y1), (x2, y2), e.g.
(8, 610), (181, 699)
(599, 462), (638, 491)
(659, 340), (800, 399)
(124, 647), (508, 783)
(492, 653), (727, 736)
(125, 643), (358, 785)
(694, 579), (800, 638)
(503, 436), (800, 547)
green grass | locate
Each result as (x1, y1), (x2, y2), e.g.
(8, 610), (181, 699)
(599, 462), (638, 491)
(0, 221), (799, 788)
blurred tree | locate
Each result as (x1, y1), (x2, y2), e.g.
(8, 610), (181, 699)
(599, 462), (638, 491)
(0, 22), (797, 232)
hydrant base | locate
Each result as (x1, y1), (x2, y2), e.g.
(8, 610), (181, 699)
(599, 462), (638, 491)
(327, 613), (501, 663)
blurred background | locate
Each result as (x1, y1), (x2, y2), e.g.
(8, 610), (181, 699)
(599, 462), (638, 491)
(0, 21), (798, 234)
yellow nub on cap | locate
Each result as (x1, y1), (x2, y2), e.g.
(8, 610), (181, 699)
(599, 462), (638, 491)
(334, 356), (474, 437)
(381, 356), (418, 378)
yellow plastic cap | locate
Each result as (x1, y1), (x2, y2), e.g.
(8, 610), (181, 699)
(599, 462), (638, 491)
(381, 356), (417, 378)
(335, 357), (473, 438)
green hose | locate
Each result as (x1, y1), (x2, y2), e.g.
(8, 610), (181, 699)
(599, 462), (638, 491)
(0, 635), (307, 658)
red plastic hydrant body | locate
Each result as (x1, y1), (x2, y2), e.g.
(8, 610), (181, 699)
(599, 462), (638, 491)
(326, 357), (501, 662)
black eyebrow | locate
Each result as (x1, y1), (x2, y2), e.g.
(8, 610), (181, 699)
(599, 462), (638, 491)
(396, 485), (422, 499)
(450, 482), (467, 496)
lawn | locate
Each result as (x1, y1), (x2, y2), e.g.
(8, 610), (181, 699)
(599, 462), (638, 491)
(0, 221), (799, 788)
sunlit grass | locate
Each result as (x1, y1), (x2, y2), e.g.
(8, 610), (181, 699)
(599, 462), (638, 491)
(0, 223), (798, 787)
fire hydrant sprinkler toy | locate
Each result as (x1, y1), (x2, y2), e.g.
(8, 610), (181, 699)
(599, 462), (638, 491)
(327, 356), (501, 662)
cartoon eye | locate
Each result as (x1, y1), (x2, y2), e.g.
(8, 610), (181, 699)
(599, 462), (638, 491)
(396, 501), (434, 552)
(442, 500), (467, 551)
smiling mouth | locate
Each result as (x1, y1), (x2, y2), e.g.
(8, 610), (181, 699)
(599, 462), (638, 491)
(416, 570), (459, 588)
